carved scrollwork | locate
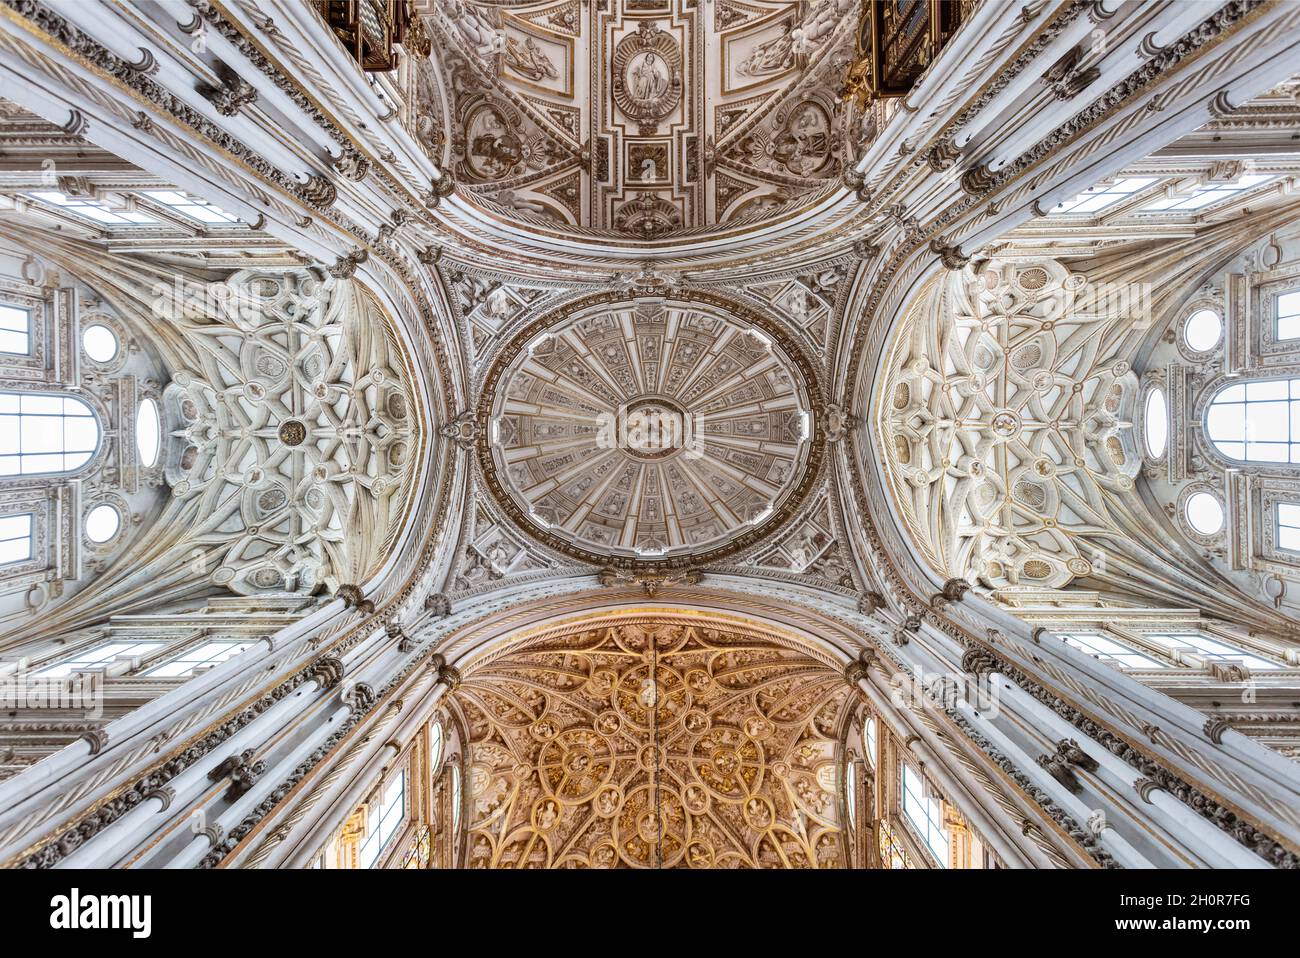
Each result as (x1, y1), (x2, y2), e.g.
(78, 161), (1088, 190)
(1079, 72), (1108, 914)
(1134, 777), (1163, 804)
(1041, 45), (1101, 100)
(930, 577), (971, 609)
(307, 656), (346, 691)
(857, 591), (887, 616)
(424, 593), (452, 617)
(822, 403), (858, 442)
(929, 237), (969, 270)
(335, 584), (375, 614)
(436, 664), (462, 691)
(199, 70), (256, 117)
(596, 566), (703, 597)
(1204, 718), (1232, 745)
(327, 248), (369, 279)
(440, 411), (479, 449)
(208, 749), (265, 802)
(926, 137), (961, 172)
(343, 683), (377, 713)
(960, 649), (998, 678)
(331, 148), (371, 181)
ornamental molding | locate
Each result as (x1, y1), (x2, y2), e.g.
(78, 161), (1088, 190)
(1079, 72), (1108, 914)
(208, 749), (266, 802)
(9, 664), (316, 868)
(846, 0), (1284, 428)
(956, 636), (1300, 868)
(596, 566), (704, 597)
(0, 0), (459, 420)
(5, 0), (338, 214)
(941, 706), (1119, 868)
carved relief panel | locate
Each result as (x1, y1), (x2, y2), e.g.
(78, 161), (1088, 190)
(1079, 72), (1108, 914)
(450, 618), (855, 868)
(425, 0), (855, 236)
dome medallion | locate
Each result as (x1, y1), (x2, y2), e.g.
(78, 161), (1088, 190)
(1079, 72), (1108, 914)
(478, 292), (822, 566)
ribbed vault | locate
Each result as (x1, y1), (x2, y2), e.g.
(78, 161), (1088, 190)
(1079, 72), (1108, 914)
(449, 612), (853, 868)
(876, 259), (1142, 590)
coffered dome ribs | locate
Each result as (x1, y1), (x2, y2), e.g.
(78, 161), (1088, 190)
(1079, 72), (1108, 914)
(478, 292), (822, 566)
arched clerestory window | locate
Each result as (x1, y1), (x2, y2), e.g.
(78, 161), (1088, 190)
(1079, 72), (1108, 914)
(1205, 379), (1300, 464)
(0, 391), (101, 476)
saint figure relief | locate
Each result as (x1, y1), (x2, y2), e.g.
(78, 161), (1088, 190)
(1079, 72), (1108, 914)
(630, 53), (668, 104)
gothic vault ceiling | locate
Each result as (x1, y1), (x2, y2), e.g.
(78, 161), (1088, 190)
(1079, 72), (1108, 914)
(450, 614), (853, 868)
(877, 259), (1143, 591)
(478, 292), (821, 565)
(424, 0), (858, 241)
(162, 271), (423, 595)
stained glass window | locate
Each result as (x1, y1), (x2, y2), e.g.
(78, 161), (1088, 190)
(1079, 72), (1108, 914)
(401, 824), (431, 869)
(451, 764), (462, 835)
(879, 819), (913, 870)
(430, 720), (444, 772)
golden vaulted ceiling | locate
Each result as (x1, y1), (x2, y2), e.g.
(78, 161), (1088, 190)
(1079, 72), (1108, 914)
(423, 0), (858, 240)
(448, 614), (854, 868)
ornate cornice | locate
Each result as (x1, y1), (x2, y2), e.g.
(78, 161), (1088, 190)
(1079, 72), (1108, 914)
(10, 664), (315, 867)
(942, 706), (1120, 868)
(183, 0), (369, 178)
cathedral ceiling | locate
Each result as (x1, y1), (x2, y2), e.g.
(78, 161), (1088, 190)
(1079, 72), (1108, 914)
(424, 0), (857, 241)
(450, 613), (853, 868)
